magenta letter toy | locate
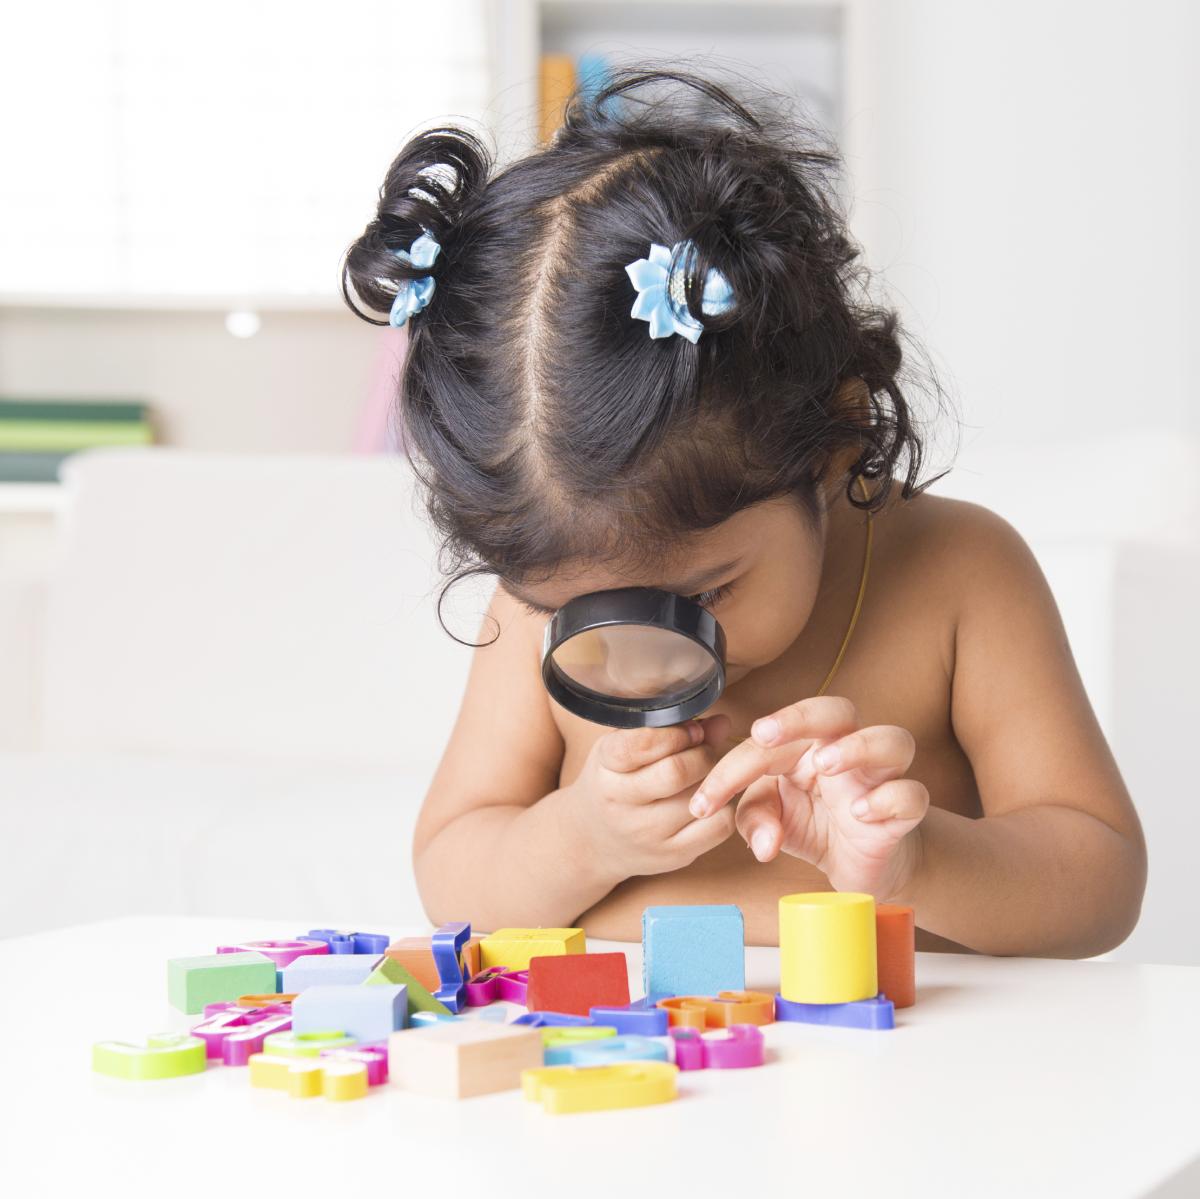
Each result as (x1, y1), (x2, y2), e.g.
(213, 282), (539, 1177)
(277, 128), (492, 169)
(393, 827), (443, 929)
(222, 1011), (293, 1066)
(320, 1042), (389, 1086)
(217, 939), (329, 968)
(670, 1024), (764, 1071)
(191, 1005), (293, 1059)
(465, 967), (529, 1006)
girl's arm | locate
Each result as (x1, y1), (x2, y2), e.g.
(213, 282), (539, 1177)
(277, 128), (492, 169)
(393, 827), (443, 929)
(694, 502), (1147, 958)
(411, 585), (615, 929)
(890, 507), (1147, 956)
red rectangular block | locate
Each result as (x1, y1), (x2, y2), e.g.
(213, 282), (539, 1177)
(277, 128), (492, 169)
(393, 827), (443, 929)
(526, 952), (631, 1017)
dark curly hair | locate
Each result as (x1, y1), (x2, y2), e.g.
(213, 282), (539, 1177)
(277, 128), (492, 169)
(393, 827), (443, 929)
(341, 66), (951, 643)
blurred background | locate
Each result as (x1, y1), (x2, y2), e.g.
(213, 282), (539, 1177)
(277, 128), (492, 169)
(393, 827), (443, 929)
(1, 0), (1195, 963)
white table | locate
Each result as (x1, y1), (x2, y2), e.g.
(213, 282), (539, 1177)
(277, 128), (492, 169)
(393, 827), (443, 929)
(3, 917), (1198, 1198)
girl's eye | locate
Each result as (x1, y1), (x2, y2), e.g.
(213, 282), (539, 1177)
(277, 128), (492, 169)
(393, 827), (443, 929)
(687, 582), (734, 609)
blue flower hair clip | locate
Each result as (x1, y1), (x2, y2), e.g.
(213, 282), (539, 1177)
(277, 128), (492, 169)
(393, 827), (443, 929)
(624, 239), (734, 343)
(388, 230), (441, 328)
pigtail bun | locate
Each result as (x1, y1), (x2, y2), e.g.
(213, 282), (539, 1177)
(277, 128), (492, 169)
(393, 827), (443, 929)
(340, 126), (492, 326)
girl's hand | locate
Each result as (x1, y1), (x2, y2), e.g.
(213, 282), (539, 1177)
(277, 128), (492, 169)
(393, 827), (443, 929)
(564, 715), (736, 884)
(689, 697), (928, 900)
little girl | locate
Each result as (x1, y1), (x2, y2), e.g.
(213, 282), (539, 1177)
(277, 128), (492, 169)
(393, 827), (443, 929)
(342, 68), (1145, 954)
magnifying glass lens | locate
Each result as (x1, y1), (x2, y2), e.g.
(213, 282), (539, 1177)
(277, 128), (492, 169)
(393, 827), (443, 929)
(550, 625), (718, 703)
(540, 587), (726, 727)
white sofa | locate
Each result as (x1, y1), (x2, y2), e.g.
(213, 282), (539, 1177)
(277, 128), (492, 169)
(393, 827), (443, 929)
(2, 440), (1197, 964)
(0, 449), (480, 938)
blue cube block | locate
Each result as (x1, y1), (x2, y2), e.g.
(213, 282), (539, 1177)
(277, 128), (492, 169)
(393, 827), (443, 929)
(293, 983), (407, 1042)
(642, 905), (745, 997)
(280, 953), (382, 992)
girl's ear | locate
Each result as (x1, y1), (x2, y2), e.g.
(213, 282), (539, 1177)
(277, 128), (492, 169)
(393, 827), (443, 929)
(817, 376), (872, 502)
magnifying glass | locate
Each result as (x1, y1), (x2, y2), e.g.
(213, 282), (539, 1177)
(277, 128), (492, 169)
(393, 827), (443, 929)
(541, 587), (727, 728)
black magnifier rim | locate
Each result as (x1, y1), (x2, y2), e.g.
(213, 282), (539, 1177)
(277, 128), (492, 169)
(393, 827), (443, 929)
(541, 586), (727, 728)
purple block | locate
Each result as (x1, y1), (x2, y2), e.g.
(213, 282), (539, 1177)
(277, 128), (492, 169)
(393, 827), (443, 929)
(590, 994), (673, 1036)
(512, 1011), (594, 1028)
(303, 929), (390, 956)
(431, 921), (471, 1012)
(774, 993), (895, 1030)
(293, 984), (407, 1043)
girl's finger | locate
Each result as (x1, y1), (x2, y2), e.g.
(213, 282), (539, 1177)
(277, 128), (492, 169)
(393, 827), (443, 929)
(667, 803), (738, 859)
(849, 777), (930, 825)
(620, 744), (717, 805)
(692, 699), (859, 817)
(733, 776), (784, 862)
(750, 695), (858, 748)
(814, 725), (917, 782)
(597, 721), (703, 773)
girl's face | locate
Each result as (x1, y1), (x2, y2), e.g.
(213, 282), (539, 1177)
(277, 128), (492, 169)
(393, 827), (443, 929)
(505, 493), (830, 686)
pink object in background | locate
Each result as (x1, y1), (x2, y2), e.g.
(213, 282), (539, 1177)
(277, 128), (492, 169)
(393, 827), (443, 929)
(320, 1042), (388, 1086)
(222, 1012), (294, 1067)
(191, 1005), (293, 1059)
(353, 326), (409, 454)
(670, 1024), (764, 1071)
(216, 939), (329, 968)
(465, 967), (529, 1007)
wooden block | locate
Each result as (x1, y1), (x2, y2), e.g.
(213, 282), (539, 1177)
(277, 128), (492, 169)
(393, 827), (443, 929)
(293, 984), (407, 1042)
(167, 951), (277, 1014)
(875, 904), (916, 1008)
(366, 957), (452, 1017)
(479, 928), (586, 972)
(526, 952), (630, 1016)
(383, 936), (482, 993)
(642, 906), (745, 998)
(279, 953), (381, 992)
(387, 1020), (543, 1099)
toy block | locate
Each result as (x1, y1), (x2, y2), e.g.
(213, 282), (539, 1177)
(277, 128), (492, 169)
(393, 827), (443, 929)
(590, 996), (671, 1036)
(521, 1062), (678, 1114)
(432, 921), (472, 1011)
(321, 1043), (389, 1086)
(365, 957), (453, 1017)
(167, 951), (277, 1014)
(541, 1026), (616, 1064)
(670, 1025), (764, 1071)
(549, 1033), (668, 1068)
(222, 1012), (293, 1066)
(774, 993), (895, 1030)
(190, 1006), (287, 1058)
(216, 938), (329, 967)
(387, 1020), (543, 1099)
(527, 952), (630, 1016)
(466, 967), (529, 1006)
(262, 1030), (357, 1057)
(642, 905), (745, 997)
(280, 953), (381, 992)
(512, 1011), (593, 1028)
(876, 904), (916, 1008)
(294, 984), (407, 1043)
(658, 990), (775, 1029)
(249, 1053), (369, 1101)
(92, 1033), (207, 1080)
(304, 929), (391, 956)
(779, 892), (878, 1004)
(383, 935), (482, 993)
(479, 928), (585, 972)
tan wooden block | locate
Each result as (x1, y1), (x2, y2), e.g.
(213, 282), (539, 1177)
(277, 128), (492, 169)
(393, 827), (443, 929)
(388, 1021), (544, 1099)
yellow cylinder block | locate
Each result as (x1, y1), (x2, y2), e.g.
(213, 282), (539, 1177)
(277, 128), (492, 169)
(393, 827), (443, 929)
(779, 892), (878, 1004)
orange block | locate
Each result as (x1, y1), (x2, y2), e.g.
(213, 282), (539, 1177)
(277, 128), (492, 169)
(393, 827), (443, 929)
(384, 936), (482, 994)
(659, 991), (775, 1029)
(875, 904), (916, 1008)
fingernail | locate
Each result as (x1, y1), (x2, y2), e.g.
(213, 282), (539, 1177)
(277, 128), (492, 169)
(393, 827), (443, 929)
(850, 797), (870, 817)
(815, 744), (840, 771)
(690, 792), (708, 818)
(751, 829), (773, 859)
(752, 717), (780, 745)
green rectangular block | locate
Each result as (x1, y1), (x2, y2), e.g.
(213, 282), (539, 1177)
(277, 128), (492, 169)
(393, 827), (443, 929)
(167, 951), (277, 1014)
(364, 957), (452, 1017)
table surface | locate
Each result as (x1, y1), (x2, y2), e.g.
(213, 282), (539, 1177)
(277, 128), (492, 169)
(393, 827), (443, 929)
(2, 916), (1198, 1199)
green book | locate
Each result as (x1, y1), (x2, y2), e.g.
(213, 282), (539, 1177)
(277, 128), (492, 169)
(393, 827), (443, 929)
(0, 421), (153, 452)
(0, 451), (73, 483)
(0, 398), (148, 423)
